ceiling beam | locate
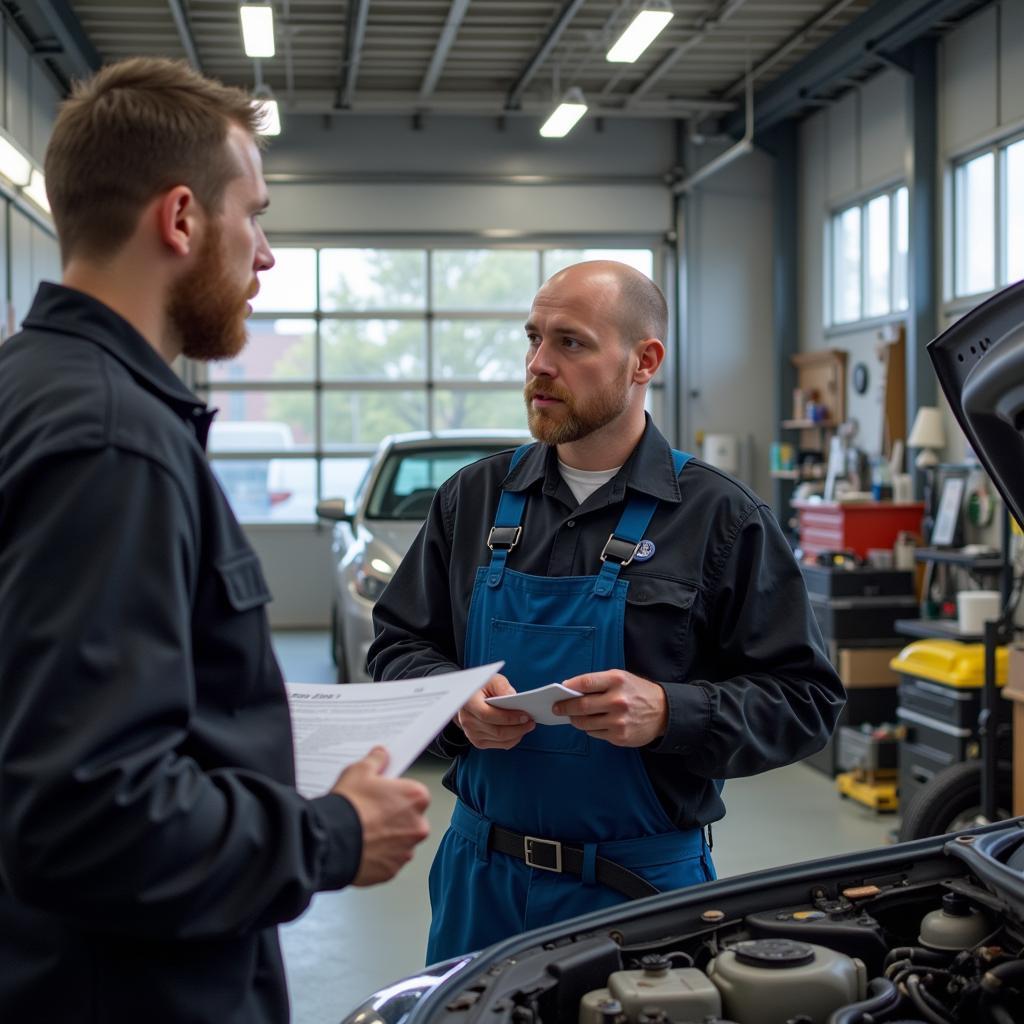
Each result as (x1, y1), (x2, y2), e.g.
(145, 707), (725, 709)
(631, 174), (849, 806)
(723, 0), (982, 137)
(335, 0), (370, 110)
(720, 0), (859, 99)
(16, 0), (100, 80)
(260, 90), (735, 118)
(623, 0), (749, 110)
(505, 0), (585, 111)
(418, 0), (471, 103)
(166, 0), (202, 71)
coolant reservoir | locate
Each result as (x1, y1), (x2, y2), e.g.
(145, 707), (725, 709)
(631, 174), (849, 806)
(579, 955), (722, 1024)
(708, 938), (866, 1024)
(918, 893), (992, 951)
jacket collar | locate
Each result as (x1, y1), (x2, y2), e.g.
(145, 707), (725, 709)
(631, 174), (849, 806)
(502, 414), (684, 505)
(22, 282), (216, 448)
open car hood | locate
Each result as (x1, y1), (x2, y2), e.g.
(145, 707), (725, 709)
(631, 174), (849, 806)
(928, 279), (1024, 528)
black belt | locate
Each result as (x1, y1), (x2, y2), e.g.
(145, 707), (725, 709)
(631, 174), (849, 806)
(488, 824), (660, 900)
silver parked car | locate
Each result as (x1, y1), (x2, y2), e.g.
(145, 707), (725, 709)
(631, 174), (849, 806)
(316, 430), (530, 683)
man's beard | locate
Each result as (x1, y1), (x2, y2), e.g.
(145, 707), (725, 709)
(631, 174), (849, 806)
(524, 372), (631, 446)
(169, 221), (253, 362)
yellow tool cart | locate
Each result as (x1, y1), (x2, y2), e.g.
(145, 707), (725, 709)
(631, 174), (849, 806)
(890, 639), (1011, 838)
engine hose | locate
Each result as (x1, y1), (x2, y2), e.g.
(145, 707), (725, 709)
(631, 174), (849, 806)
(885, 947), (955, 970)
(981, 959), (1024, 992)
(906, 975), (954, 1024)
(827, 976), (900, 1024)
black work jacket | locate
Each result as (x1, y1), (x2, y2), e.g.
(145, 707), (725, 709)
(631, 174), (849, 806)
(369, 419), (845, 829)
(0, 284), (361, 1023)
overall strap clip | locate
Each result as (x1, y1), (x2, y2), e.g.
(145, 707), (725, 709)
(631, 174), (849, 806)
(592, 448), (693, 597)
(487, 444), (533, 588)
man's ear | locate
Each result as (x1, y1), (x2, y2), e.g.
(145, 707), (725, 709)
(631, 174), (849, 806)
(155, 186), (201, 258)
(633, 338), (665, 383)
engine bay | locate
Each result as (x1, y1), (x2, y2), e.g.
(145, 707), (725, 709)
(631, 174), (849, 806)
(387, 825), (1024, 1024)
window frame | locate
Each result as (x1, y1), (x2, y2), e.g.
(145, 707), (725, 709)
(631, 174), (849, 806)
(948, 130), (1024, 308)
(191, 241), (664, 523)
(825, 182), (909, 331)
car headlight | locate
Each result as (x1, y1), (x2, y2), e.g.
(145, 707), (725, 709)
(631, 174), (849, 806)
(353, 554), (393, 602)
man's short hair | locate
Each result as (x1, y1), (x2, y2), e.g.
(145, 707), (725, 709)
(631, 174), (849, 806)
(45, 58), (262, 265)
(615, 264), (668, 344)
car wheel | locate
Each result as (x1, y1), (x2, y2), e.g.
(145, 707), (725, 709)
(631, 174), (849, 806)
(898, 760), (1013, 841)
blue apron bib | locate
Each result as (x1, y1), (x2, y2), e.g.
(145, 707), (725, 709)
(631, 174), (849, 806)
(426, 446), (716, 963)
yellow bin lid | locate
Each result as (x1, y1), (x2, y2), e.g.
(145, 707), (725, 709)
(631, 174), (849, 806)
(889, 639), (1008, 688)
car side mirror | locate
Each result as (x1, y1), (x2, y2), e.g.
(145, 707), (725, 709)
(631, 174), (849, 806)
(315, 497), (352, 522)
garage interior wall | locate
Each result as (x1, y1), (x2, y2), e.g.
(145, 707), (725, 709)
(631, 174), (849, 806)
(254, 114), (774, 627)
(798, 0), (1024, 465)
(0, 20), (61, 339)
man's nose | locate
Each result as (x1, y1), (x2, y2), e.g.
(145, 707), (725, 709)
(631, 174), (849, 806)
(255, 225), (275, 273)
(526, 338), (555, 377)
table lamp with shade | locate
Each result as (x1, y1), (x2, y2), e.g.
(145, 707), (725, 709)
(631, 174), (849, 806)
(908, 406), (946, 467)
(908, 405), (946, 542)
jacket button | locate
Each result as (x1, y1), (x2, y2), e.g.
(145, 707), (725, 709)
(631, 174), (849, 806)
(567, 519), (576, 528)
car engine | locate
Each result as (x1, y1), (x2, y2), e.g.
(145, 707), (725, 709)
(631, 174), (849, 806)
(350, 826), (1024, 1024)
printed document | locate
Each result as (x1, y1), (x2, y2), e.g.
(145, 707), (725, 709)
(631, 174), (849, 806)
(286, 661), (501, 798)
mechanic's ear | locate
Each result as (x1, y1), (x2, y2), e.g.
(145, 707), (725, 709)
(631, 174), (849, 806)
(633, 338), (665, 383)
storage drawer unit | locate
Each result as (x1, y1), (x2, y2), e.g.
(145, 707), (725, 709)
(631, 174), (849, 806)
(837, 726), (899, 773)
(801, 565), (916, 645)
(811, 595), (918, 642)
(801, 565), (915, 600)
(793, 501), (924, 561)
(892, 641), (1011, 810)
(804, 686), (899, 777)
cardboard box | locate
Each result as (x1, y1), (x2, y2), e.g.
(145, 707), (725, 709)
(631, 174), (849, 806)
(1006, 644), (1024, 700)
(837, 647), (903, 688)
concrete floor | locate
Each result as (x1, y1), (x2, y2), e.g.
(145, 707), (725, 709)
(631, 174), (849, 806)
(272, 631), (895, 1024)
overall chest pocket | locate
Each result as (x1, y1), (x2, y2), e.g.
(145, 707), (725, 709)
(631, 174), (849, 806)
(625, 575), (698, 678)
(487, 619), (593, 756)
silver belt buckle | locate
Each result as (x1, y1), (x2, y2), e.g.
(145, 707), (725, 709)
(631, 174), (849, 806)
(524, 835), (562, 872)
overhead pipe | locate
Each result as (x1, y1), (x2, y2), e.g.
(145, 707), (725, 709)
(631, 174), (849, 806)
(673, 56), (753, 194)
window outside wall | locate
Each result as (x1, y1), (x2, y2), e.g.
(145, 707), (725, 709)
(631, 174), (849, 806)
(828, 185), (909, 327)
(951, 136), (1024, 302)
(194, 246), (657, 523)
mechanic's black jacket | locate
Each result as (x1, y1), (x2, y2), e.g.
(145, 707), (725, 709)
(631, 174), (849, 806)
(369, 418), (845, 829)
(0, 283), (361, 1023)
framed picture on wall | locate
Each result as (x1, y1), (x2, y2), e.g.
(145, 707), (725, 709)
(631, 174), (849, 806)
(931, 475), (966, 547)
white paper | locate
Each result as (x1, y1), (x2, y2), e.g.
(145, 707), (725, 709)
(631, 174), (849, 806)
(286, 661), (502, 798)
(484, 682), (582, 726)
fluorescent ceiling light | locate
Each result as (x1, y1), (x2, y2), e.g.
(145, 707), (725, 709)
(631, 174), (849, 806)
(539, 88), (588, 139)
(23, 169), (50, 213)
(606, 8), (674, 63)
(0, 133), (32, 187)
(253, 97), (281, 136)
(240, 4), (276, 59)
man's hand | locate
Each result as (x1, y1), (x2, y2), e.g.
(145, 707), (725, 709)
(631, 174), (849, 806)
(456, 673), (536, 750)
(332, 746), (431, 887)
(553, 670), (668, 747)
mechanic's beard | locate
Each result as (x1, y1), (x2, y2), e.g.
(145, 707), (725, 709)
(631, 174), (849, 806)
(524, 375), (631, 446)
(169, 222), (253, 362)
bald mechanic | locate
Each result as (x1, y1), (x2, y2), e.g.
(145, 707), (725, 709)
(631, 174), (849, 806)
(369, 261), (845, 963)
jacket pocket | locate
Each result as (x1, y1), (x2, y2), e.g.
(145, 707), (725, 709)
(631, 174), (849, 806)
(625, 574), (698, 677)
(215, 551), (273, 611)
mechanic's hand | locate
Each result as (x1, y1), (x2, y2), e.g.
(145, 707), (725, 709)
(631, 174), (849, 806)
(332, 746), (431, 886)
(456, 673), (536, 750)
(553, 670), (668, 747)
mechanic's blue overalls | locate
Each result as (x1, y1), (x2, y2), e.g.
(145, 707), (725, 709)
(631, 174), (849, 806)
(426, 445), (717, 964)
